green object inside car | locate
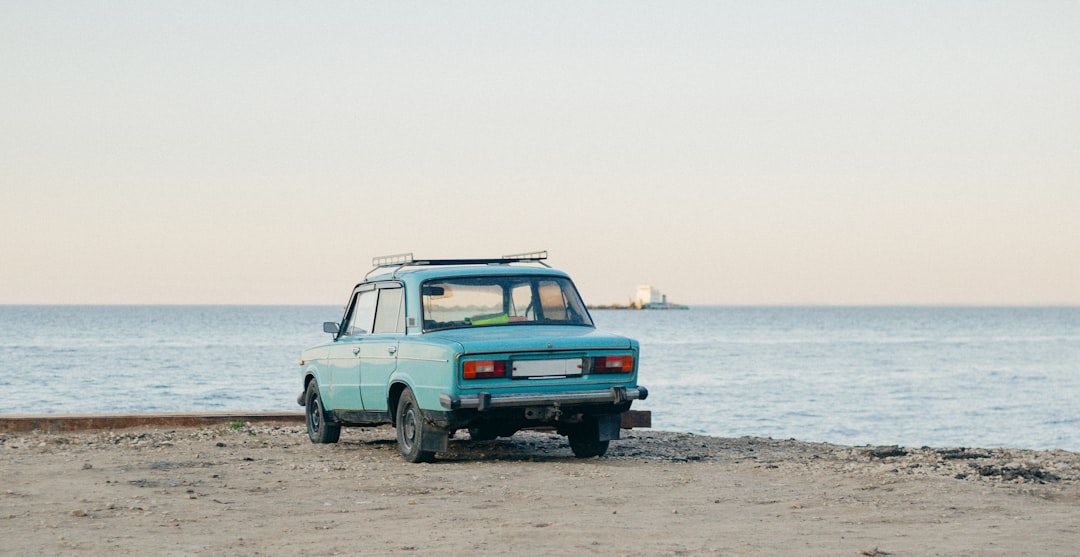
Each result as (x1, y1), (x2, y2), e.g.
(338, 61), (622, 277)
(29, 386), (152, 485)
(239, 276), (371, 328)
(469, 313), (510, 326)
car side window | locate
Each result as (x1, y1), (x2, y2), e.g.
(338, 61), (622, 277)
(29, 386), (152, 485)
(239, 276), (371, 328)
(373, 287), (405, 334)
(510, 282), (535, 320)
(345, 290), (377, 336)
(538, 280), (568, 320)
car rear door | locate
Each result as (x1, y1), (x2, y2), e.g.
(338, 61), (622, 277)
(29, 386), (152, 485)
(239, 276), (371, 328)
(357, 283), (404, 411)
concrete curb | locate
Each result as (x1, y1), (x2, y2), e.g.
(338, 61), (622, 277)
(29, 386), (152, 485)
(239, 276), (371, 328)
(1, 410), (650, 433)
(0, 412), (305, 433)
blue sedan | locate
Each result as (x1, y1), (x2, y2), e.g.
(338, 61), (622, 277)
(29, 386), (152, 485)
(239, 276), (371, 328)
(299, 252), (648, 462)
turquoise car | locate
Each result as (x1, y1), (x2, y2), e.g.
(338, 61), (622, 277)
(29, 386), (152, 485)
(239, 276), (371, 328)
(298, 252), (648, 462)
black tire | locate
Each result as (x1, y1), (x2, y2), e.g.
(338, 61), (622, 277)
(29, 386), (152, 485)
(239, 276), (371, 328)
(305, 380), (340, 444)
(396, 388), (435, 463)
(568, 416), (609, 458)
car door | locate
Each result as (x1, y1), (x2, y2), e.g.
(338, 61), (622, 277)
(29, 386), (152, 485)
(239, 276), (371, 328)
(325, 286), (376, 410)
(357, 283), (404, 411)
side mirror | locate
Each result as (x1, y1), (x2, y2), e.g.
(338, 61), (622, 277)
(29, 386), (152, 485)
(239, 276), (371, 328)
(323, 322), (340, 334)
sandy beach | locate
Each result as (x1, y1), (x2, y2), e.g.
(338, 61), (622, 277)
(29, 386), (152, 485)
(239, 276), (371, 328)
(2, 422), (1078, 556)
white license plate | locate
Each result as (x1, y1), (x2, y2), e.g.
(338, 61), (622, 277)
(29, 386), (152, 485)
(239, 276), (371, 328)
(511, 358), (584, 378)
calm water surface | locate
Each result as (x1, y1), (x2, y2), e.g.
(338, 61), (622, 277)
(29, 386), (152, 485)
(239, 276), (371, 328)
(1, 305), (1077, 451)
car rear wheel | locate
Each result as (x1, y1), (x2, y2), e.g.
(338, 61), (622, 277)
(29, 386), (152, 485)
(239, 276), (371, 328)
(396, 388), (436, 463)
(568, 416), (609, 458)
(305, 380), (340, 444)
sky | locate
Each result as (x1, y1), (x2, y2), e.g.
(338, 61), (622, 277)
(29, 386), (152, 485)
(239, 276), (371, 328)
(2, 2), (1078, 306)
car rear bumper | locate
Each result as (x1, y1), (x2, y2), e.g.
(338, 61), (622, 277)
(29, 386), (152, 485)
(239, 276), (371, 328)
(439, 386), (648, 411)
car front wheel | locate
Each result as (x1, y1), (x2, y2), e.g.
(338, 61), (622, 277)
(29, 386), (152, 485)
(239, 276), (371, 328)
(396, 388), (436, 463)
(305, 380), (341, 444)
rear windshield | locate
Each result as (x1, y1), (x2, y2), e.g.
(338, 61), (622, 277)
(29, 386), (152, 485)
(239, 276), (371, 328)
(421, 275), (593, 331)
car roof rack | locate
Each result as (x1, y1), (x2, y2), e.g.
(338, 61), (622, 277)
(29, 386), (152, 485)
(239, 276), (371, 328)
(366, 250), (550, 279)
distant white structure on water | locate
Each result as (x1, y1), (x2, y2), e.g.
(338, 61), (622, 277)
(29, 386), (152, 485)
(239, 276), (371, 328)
(634, 285), (688, 310)
(636, 285), (662, 306)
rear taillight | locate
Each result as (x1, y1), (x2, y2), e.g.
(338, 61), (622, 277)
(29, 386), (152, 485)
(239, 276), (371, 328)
(593, 355), (634, 373)
(463, 360), (507, 380)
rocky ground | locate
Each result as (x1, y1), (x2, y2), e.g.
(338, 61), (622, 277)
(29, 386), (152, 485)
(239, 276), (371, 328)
(3, 424), (1078, 556)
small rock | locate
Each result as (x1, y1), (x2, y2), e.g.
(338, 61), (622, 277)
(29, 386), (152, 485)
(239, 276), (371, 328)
(869, 447), (907, 459)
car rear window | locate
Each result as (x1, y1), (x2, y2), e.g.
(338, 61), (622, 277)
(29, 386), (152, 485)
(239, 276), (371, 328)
(422, 276), (592, 331)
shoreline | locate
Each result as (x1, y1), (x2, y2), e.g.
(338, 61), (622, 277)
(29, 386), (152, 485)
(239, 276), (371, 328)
(3, 421), (1078, 555)
(0, 410), (1075, 452)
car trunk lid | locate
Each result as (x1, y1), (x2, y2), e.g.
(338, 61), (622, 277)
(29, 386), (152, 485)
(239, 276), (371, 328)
(428, 326), (633, 355)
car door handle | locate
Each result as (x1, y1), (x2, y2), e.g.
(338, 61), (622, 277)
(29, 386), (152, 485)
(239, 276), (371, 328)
(352, 347), (361, 355)
(387, 346), (397, 355)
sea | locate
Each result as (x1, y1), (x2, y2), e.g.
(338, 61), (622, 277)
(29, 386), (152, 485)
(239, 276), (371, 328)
(1, 305), (1078, 451)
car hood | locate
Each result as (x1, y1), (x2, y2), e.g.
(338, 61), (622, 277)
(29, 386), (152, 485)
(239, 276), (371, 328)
(426, 326), (635, 354)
